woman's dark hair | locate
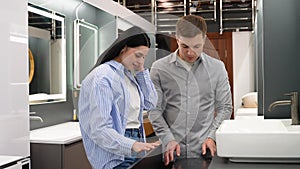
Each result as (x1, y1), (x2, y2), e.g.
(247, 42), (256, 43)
(91, 26), (151, 71)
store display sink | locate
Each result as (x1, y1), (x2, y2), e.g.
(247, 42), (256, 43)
(30, 122), (81, 144)
(216, 117), (300, 163)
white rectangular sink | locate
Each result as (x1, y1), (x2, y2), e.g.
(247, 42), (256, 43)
(216, 117), (300, 163)
(30, 122), (82, 144)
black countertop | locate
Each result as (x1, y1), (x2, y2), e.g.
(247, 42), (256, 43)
(129, 145), (300, 169)
(209, 156), (300, 169)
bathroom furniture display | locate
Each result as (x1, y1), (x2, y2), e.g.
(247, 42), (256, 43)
(256, 0), (300, 119)
(0, 0), (30, 162)
(31, 141), (91, 169)
(216, 117), (300, 163)
(30, 122), (92, 169)
(73, 19), (98, 90)
(28, 3), (67, 105)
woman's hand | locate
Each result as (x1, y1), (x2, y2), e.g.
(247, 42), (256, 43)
(132, 141), (160, 153)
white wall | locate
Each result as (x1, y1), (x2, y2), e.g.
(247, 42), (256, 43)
(0, 0), (29, 157)
(233, 32), (255, 116)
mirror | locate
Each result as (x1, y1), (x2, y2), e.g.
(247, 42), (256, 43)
(73, 19), (98, 89)
(28, 3), (66, 105)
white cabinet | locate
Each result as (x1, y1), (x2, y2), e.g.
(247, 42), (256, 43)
(0, 156), (30, 169)
(0, 0), (29, 157)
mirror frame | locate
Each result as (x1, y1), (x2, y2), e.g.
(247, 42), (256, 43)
(73, 19), (98, 89)
(28, 4), (66, 105)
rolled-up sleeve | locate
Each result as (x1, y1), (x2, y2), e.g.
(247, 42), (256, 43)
(136, 69), (158, 110)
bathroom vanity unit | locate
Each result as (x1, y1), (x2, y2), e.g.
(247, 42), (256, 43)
(216, 116), (300, 163)
(30, 122), (91, 169)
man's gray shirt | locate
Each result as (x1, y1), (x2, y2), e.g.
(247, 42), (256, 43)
(149, 51), (232, 158)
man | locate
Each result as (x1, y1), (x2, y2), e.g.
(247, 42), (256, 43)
(148, 15), (232, 166)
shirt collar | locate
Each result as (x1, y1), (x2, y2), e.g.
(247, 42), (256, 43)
(106, 60), (136, 80)
(169, 49), (203, 66)
(169, 50), (178, 63)
(106, 60), (125, 73)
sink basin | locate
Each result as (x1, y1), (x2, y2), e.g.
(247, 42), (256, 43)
(216, 117), (300, 163)
(30, 122), (81, 144)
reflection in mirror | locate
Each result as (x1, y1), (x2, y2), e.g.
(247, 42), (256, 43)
(73, 19), (98, 89)
(28, 3), (66, 105)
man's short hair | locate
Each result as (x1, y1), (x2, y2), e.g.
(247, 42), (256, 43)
(176, 15), (207, 38)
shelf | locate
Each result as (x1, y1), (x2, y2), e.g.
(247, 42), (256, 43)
(156, 0), (183, 2)
(157, 18), (179, 21)
(130, 9), (152, 13)
(188, 0), (217, 22)
(156, 10), (185, 14)
(223, 17), (251, 21)
(136, 12), (152, 16)
(222, 8), (252, 12)
(157, 24), (176, 28)
(126, 4), (151, 8)
(156, 4), (184, 8)
(191, 9), (214, 13)
(221, 26), (251, 31)
(220, 0), (255, 34)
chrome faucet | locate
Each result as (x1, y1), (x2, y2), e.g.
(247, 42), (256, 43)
(29, 112), (44, 123)
(30, 116), (44, 122)
(268, 92), (299, 125)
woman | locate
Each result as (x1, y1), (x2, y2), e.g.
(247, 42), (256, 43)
(78, 26), (159, 169)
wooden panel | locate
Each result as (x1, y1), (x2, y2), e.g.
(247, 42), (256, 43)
(143, 118), (154, 136)
(205, 32), (234, 119)
(30, 143), (62, 169)
(63, 141), (92, 169)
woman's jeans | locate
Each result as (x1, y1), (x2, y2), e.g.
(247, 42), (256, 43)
(113, 128), (142, 169)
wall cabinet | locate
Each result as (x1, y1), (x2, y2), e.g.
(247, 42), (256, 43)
(31, 141), (92, 169)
